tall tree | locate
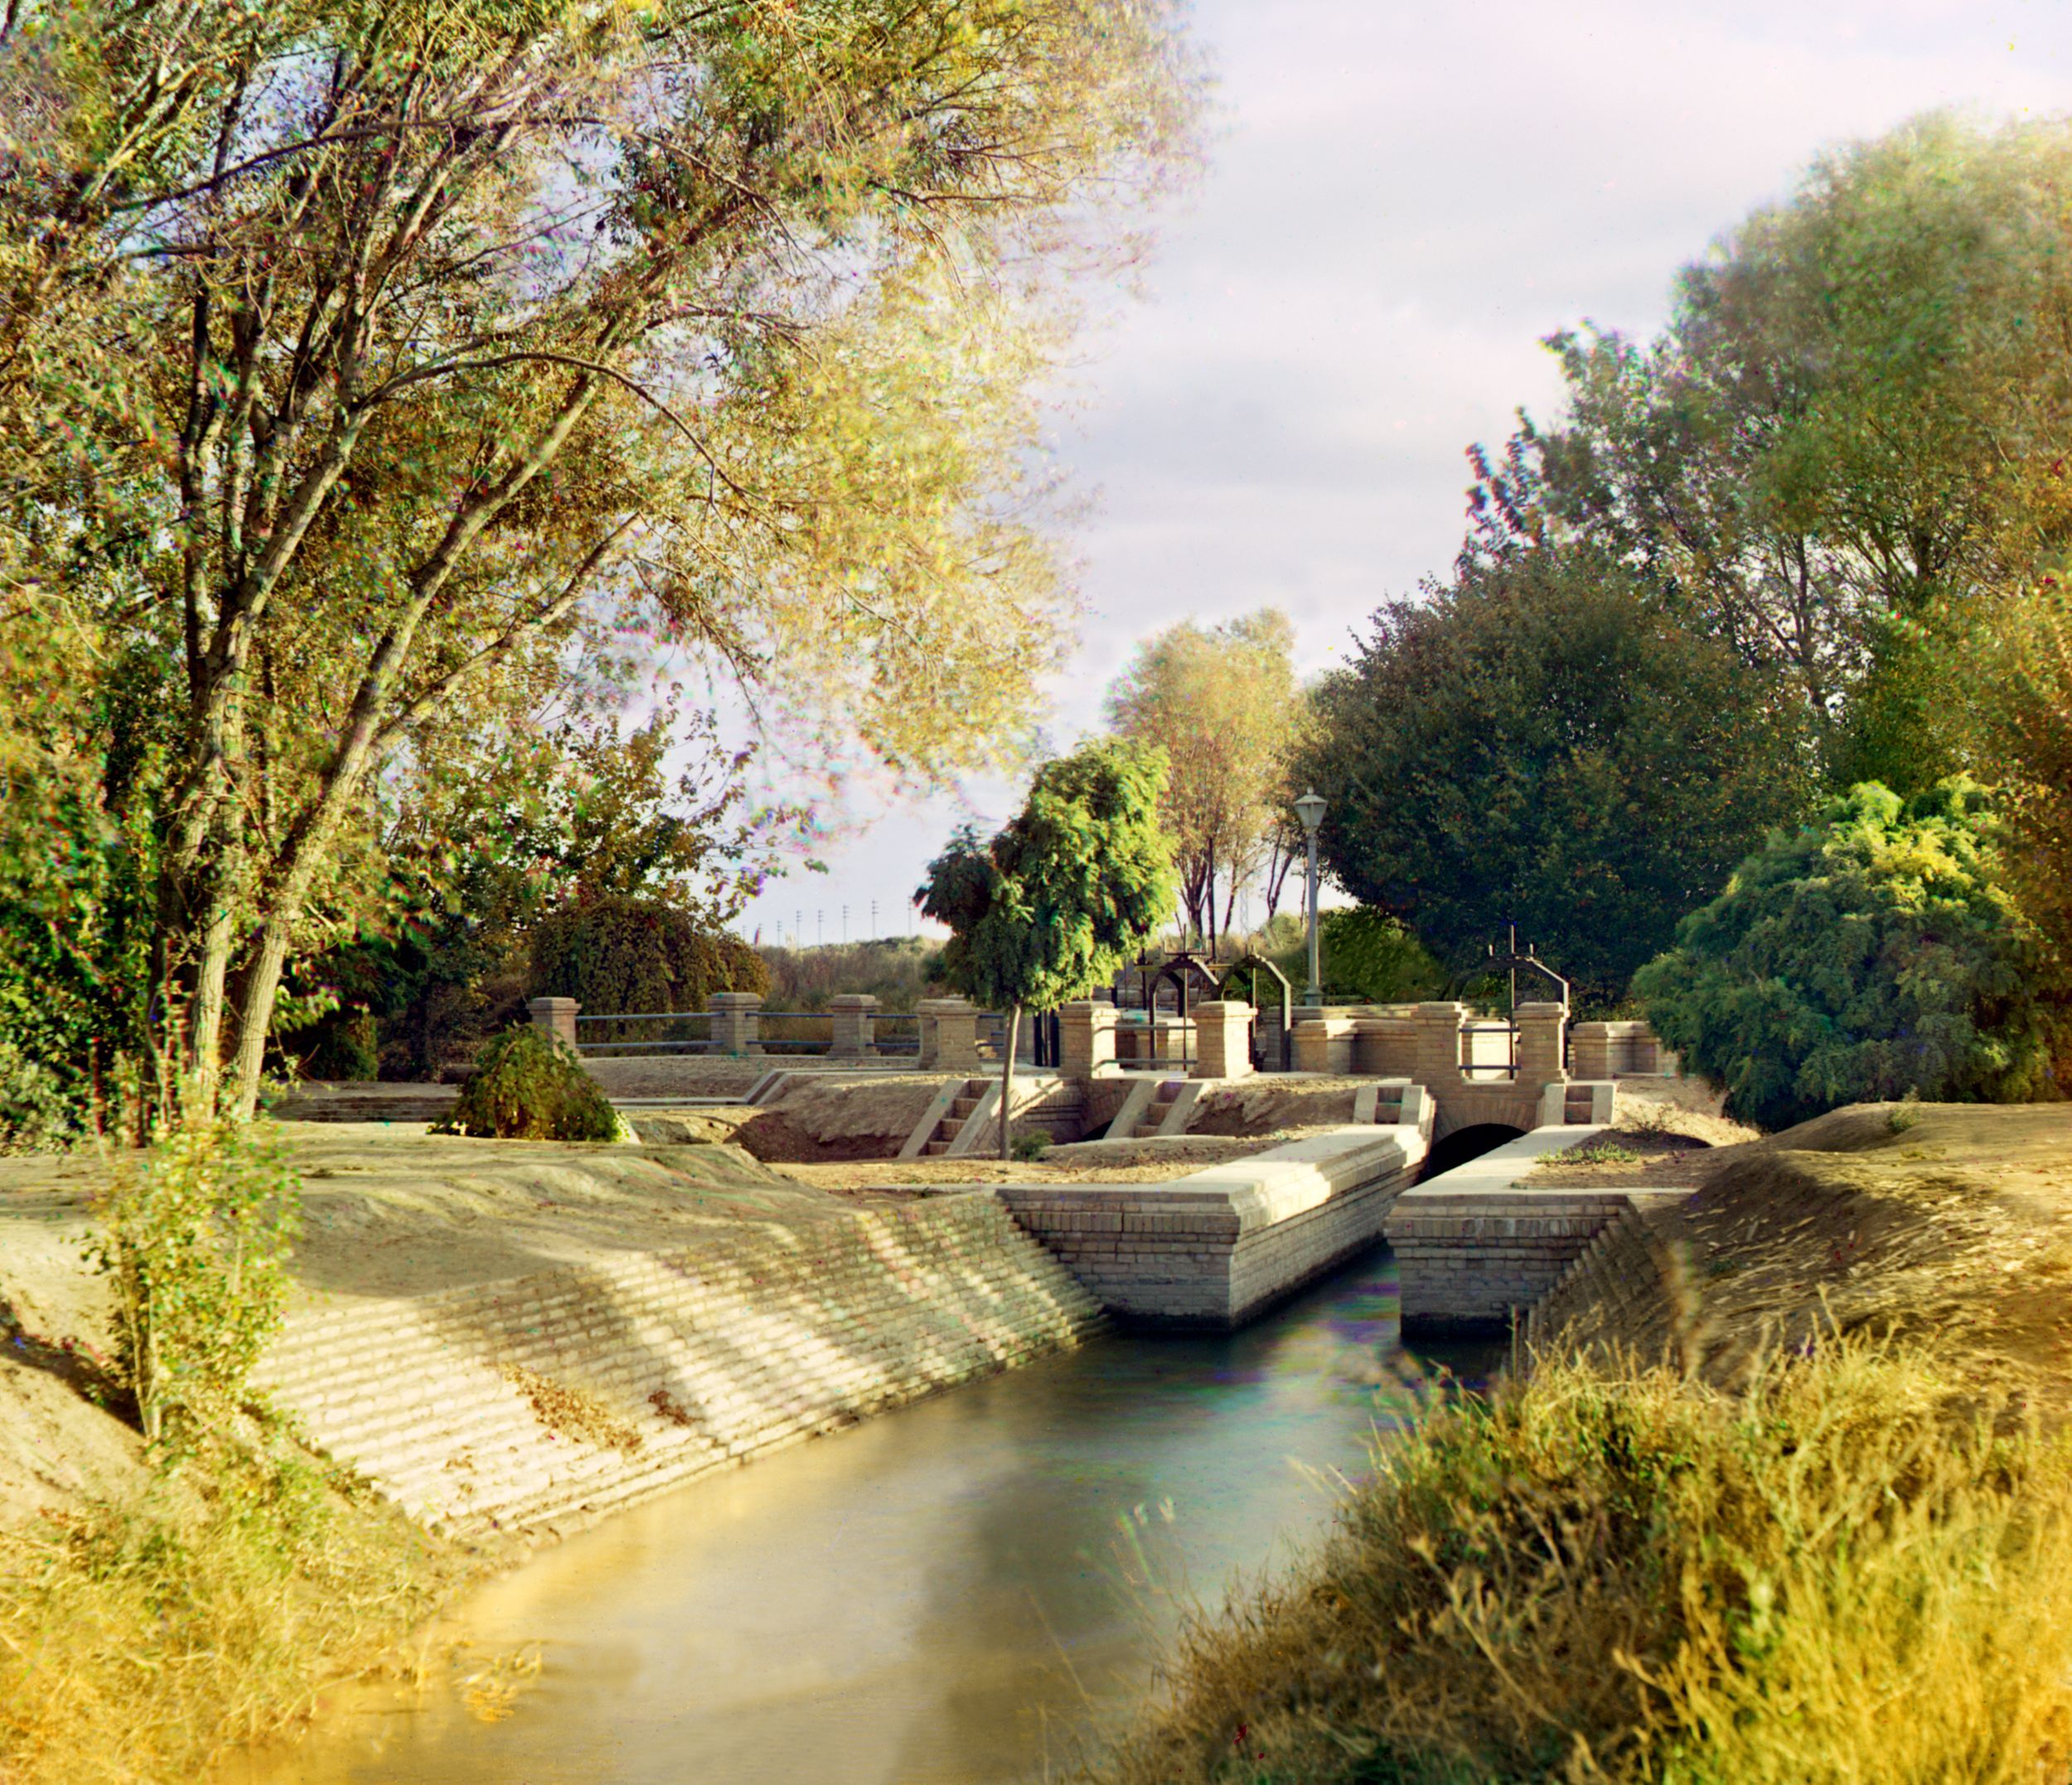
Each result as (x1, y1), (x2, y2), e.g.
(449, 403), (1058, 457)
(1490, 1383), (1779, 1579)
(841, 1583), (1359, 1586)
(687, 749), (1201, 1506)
(1105, 608), (1305, 951)
(0, 0), (1200, 1119)
(1296, 549), (1813, 1009)
(1464, 114), (2072, 792)
(917, 739), (1173, 1158)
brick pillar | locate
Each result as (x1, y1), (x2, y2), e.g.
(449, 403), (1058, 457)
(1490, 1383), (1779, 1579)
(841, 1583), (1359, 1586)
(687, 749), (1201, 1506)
(1059, 1000), (1119, 1080)
(1413, 1001), (1467, 1086)
(709, 990), (762, 1057)
(528, 996), (580, 1048)
(917, 997), (982, 1071)
(828, 993), (879, 1057)
(1569, 1021), (1613, 1081)
(1192, 1000), (1255, 1081)
(1353, 1013), (1416, 1076)
(1514, 1000), (1568, 1089)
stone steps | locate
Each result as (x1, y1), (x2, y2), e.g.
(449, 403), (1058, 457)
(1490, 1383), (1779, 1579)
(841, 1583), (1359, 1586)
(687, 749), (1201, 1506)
(255, 1196), (1105, 1540)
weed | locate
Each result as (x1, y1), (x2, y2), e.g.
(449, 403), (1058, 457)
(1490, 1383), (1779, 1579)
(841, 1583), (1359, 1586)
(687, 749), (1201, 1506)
(1086, 1336), (2072, 1785)
(1011, 1128), (1053, 1162)
(0, 1439), (462, 1784)
(86, 1111), (300, 1448)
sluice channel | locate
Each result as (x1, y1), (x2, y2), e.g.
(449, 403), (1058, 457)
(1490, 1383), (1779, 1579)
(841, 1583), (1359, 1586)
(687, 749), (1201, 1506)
(229, 1247), (1499, 1785)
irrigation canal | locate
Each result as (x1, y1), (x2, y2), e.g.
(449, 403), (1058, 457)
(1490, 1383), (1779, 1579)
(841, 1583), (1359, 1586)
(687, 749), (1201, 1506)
(230, 1247), (1500, 1785)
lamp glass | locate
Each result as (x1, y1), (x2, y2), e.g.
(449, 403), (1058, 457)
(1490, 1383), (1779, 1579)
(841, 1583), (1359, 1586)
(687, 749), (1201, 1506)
(1293, 789), (1325, 834)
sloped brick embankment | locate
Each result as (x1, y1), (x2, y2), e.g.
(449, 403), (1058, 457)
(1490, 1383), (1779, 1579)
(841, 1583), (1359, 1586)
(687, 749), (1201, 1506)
(254, 1193), (1102, 1542)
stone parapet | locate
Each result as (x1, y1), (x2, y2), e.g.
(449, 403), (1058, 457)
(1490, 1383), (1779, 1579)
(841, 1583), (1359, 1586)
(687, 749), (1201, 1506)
(707, 990), (762, 1056)
(1059, 999), (1120, 1079)
(1192, 999), (1255, 1081)
(827, 993), (879, 1057)
(1571, 1019), (1670, 1079)
(1353, 1013), (1416, 1076)
(917, 997), (983, 1071)
(1290, 1007), (1358, 1074)
(999, 1123), (1430, 1328)
(529, 996), (580, 1048)
(1414, 1001), (1468, 1085)
(1513, 999), (1568, 1087)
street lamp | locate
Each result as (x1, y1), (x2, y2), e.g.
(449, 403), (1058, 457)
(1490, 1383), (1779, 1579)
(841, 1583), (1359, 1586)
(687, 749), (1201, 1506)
(1294, 788), (1326, 1007)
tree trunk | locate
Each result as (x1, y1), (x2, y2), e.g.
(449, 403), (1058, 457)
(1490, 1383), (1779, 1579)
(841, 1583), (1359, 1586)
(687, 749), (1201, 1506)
(999, 1004), (1020, 1163)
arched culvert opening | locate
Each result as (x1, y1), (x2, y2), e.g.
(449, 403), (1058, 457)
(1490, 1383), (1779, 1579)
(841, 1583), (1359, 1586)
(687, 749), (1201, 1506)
(1417, 1122), (1526, 1183)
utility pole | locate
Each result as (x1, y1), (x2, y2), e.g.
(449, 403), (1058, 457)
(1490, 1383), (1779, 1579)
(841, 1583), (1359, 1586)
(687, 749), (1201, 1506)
(817, 909), (823, 947)
(842, 904), (849, 945)
(870, 898), (878, 939)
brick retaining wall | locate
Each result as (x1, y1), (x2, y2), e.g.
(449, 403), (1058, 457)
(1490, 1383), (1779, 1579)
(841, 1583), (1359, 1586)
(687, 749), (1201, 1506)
(998, 1125), (1429, 1328)
(254, 1194), (1103, 1541)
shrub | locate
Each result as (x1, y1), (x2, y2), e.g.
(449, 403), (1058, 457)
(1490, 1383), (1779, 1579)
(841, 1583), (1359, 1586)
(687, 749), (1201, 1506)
(1009, 1128), (1051, 1162)
(1634, 779), (2062, 1130)
(436, 1025), (623, 1142)
(527, 896), (770, 1033)
(88, 1114), (302, 1447)
(1089, 1338), (2072, 1785)
(1268, 906), (1444, 1004)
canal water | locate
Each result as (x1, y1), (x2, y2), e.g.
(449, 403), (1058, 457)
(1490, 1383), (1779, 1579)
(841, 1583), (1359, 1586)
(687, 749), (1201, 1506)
(232, 1247), (1499, 1785)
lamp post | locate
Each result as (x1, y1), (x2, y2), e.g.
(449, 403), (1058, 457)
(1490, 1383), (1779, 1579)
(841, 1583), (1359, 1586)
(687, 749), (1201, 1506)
(1294, 788), (1326, 1007)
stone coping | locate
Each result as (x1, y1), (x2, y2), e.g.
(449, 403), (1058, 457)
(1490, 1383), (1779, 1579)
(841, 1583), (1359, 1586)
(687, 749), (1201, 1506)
(997, 1123), (1426, 1236)
(1398, 1125), (1606, 1196)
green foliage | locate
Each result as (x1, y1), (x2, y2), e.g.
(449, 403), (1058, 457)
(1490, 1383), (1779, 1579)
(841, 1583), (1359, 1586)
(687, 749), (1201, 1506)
(1105, 609), (1309, 949)
(917, 740), (1177, 1013)
(1304, 907), (1444, 1004)
(87, 1115), (303, 1448)
(1300, 549), (1813, 1007)
(1090, 1338), (2072, 1785)
(755, 937), (946, 1012)
(0, 0), (1200, 1119)
(1634, 781), (2061, 1130)
(437, 1026), (624, 1143)
(1472, 115), (2072, 793)
(0, 1434), (453, 1785)
(1010, 1129), (1052, 1162)
(528, 897), (772, 1033)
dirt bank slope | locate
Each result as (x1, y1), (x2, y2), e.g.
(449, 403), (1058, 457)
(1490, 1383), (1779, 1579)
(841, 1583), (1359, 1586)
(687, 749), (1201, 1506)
(1535, 1103), (2072, 1417)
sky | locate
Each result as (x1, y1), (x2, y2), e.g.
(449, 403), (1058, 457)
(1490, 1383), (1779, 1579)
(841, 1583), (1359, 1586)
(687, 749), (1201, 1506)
(730, 0), (2072, 949)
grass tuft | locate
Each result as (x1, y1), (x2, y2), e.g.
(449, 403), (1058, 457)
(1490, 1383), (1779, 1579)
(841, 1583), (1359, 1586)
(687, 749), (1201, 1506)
(0, 1434), (464, 1784)
(1086, 1335), (2072, 1784)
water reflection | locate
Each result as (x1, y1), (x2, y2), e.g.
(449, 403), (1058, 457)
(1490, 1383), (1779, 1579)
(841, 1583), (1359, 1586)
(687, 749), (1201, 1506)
(229, 1247), (1498, 1785)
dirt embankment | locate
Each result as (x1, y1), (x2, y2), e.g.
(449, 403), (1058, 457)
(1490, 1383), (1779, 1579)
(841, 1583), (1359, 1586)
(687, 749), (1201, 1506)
(1539, 1103), (2072, 1420)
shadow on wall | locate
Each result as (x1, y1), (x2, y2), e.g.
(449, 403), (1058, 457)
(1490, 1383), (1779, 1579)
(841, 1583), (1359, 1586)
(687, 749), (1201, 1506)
(1416, 1124), (1525, 1183)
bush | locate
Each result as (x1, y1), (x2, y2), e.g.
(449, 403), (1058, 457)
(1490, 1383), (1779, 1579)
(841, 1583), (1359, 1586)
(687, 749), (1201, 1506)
(755, 936), (947, 1011)
(528, 897), (770, 1033)
(1270, 906), (1444, 1004)
(1089, 1338), (2072, 1785)
(1634, 779), (2061, 1130)
(436, 1025), (623, 1141)
(1009, 1128), (1051, 1162)
(88, 1114), (302, 1447)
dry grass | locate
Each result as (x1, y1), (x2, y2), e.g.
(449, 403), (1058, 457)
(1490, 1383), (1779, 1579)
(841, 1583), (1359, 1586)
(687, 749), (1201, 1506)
(1087, 1336), (2072, 1785)
(0, 1437), (465, 1785)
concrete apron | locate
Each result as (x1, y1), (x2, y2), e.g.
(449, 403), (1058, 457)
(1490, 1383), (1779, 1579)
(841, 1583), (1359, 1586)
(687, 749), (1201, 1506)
(996, 1122), (1434, 1330)
(1383, 1127), (1697, 1335)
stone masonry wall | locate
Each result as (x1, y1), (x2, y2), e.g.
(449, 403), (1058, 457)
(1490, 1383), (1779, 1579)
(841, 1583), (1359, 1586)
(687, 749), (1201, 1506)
(254, 1194), (1103, 1542)
(997, 1127), (1426, 1328)
(1387, 1188), (1697, 1334)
